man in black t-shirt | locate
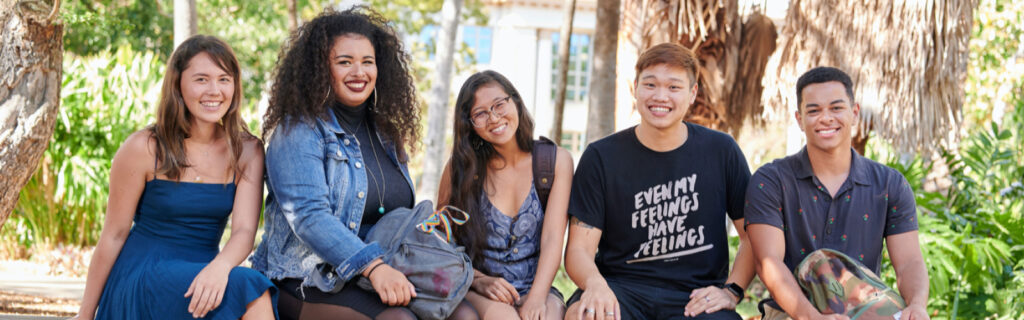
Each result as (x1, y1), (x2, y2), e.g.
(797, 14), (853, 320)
(563, 43), (755, 320)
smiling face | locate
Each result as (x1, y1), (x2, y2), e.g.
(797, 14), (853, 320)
(329, 34), (377, 107)
(634, 63), (697, 131)
(796, 81), (860, 154)
(470, 84), (519, 147)
(180, 52), (234, 126)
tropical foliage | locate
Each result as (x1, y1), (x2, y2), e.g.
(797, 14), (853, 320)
(867, 1), (1024, 318)
(1, 1), (1022, 318)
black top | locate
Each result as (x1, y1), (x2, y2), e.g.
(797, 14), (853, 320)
(568, 123), (751, 291)
(333, 102), (414, 234)
(743, 147), (918, 274)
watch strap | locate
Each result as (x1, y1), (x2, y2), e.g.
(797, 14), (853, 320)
(723, 282), (744, 302)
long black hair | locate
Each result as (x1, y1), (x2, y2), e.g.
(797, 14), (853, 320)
(262, 6), (419, 161)
(447, 70), (535, 268)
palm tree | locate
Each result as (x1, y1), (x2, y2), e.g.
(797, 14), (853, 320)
(762, 0), (977, 155)
(586, 0), (620, 143)
(0, 0), (64, 227)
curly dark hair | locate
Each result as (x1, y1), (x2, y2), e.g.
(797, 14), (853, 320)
(262, 6), (419, 160)
(447, 70), (535, 269)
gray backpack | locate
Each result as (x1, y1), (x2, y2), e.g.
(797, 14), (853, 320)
(358, 200), (473, 319)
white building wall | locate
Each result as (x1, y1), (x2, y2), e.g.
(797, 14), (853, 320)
(489, 26), (539, 118)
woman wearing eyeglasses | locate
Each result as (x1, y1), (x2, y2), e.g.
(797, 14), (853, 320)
(438, 70), (574, 320)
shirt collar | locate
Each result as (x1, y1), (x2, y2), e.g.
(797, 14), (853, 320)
(321, 106), (345, 135)
(794, 146), (872, 186)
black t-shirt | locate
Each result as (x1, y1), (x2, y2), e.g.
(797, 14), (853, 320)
(568, 123), (750, 291)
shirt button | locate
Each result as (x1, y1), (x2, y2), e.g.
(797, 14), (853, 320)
(513, 248), (519, 254)
(349, 222), (357, 229)
(358, 191), (365, 198)
(510, 235), (517, 241)
(344, 139), (350, 145)
(336, 150), (343, 157)
(355, 162), (362, 169)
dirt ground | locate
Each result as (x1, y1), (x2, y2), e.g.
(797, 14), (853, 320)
(0, 247), (88, 318)
(0, 290), (78, 317)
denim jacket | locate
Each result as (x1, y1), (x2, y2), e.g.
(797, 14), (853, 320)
(250, 111), (414, 292)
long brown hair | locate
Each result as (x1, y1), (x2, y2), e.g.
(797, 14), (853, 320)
(149, 35), (251, 181)
(447, 70), (535, 269)
(262, 6), (420, 161)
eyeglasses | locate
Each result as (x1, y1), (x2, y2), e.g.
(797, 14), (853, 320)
(470, 96), (512, 128)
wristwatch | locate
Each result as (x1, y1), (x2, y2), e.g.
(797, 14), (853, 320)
(722, 283), (744, 302)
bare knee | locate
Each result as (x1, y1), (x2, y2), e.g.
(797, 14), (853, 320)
(242, 290), (275, 320)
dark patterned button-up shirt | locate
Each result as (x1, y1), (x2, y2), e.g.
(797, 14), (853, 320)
(744, 147), (918, 274)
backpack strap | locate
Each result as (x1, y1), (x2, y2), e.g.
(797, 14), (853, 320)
(532, 136), (557, 208)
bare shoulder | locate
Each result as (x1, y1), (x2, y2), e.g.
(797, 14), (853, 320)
(113, 129), (158, 178)
(555, 146), (574, 171)
(118, 129), (157, 162)
(239, 135), (266, 165)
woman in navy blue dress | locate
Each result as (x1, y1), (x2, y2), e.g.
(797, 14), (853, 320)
(438, 71), (574, 320)
(74, 35), (276, 319)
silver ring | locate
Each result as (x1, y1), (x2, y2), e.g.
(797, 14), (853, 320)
(585, 308), (595, 314)
(704, 296), (710, 302)
(606, 311), (616, 316)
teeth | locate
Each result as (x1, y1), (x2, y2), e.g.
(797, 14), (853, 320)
(201, 102), (220, 108)
(490, 124), (506, 133)
(347, 82), (366, 89)
(816, 128), (839, 133)
(650, 106), (670, 113)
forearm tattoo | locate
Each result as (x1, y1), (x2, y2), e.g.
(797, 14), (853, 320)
(571, 216), (595, 229)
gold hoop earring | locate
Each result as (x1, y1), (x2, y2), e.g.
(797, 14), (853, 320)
(373, 86), (378, 109)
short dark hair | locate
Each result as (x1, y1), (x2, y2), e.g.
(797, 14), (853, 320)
(635, 42), (699, 84)
(796, 67), (855, 109)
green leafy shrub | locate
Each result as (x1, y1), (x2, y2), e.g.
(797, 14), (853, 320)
(1, 47), (162, 255)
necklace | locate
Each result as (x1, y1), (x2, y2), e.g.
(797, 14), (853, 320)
(187, 141), (212, 182)
(365, 121), (387, 214)
(339, 117), (387, 214)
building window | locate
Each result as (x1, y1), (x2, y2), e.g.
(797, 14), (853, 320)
(415, 25), (492, 64)
(550, 33), (592, 102)
(462, 26), (493, 64)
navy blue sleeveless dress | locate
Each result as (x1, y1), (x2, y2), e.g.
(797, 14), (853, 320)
(95, 179), (277, 319)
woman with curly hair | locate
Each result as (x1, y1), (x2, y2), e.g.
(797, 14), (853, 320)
(250, 7), (477, 320)
(74, 35), (275, 319)
(437, 71), (573, 320)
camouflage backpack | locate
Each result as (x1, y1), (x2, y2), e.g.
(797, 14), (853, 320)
(794, 248), (906, 319)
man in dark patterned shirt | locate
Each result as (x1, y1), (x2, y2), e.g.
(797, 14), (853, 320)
(744, 67), (930, 320)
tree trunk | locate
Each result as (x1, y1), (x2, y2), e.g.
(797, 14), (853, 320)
(551, 0), (577, 145)
(174, 0), (196, 48)
(586, 0), (619, 144)
(418, 0), (463, 202)
(763, 0), (977, 155)
(287, 0), (298, 32)
(0, 0), (64, 228)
